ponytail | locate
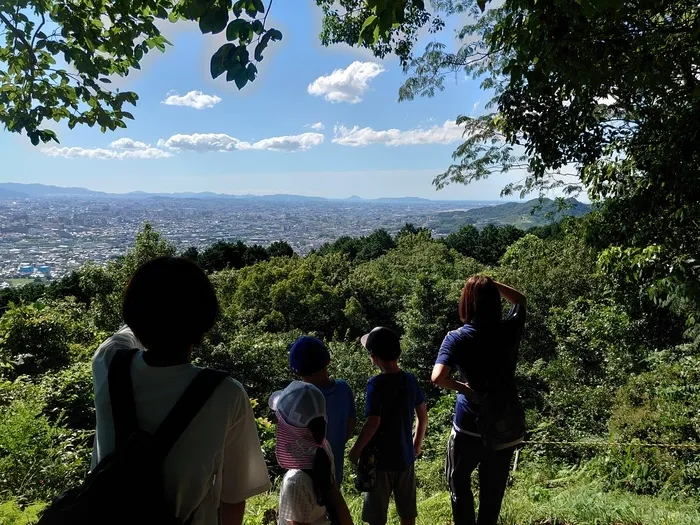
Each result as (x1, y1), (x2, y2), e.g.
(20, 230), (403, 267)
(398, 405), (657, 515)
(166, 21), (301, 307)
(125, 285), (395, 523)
(306, 416), (339, 523)
(306, 417), (333, 505)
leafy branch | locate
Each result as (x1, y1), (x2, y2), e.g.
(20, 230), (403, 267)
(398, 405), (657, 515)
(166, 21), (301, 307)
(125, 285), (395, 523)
(0, 0), (286, 144)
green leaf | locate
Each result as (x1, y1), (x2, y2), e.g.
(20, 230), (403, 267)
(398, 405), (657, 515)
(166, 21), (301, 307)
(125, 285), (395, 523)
(252, 20), (264, 35)
(245, 0), (258, 17)
(359, 15), (377, 44)
(226, 19), (248, 41)
(267, 28), (282, 41)
(477, 0), (487, 11)
(252, 0), (265, 13)
(223, 45), (246, 69)
(233, 0), (244, 17)
(97, 112), (110, 127)
(99, 78), (111, 83)
(394, 2), (405, 23)
(210, 44), (234, 79)
(234, 68), (248, 89)
(246, 62), (257, 82)
(199, 7), (229, 35)
(254, 40), (267, 61)
(239, 25), (253, 44)
(226, 64), (244, 82)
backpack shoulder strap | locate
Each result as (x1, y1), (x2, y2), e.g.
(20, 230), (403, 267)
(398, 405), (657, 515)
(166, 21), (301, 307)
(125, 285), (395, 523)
(108, 348), (141, 449)
(152, 368), (229, 460)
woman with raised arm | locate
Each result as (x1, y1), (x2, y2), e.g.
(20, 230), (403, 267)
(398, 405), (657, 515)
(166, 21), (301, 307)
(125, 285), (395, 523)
(431, 276), (526, 525)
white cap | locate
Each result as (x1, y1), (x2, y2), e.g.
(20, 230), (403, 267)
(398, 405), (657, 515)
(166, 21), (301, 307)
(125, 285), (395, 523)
(269, 381), (327, 429)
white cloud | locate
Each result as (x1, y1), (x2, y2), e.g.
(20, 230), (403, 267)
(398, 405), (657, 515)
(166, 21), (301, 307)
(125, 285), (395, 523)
(43, 145), (171, 160)
(109, 138), (150, 150)
(332, 120), (464, 147)
(306, 122), (325, 131)
(159, 132), (324, 152)
(252, 133), (324, 152)
(307, 61), (385, 103)
(158, 133), (243, 152)
(161, 90), (222, 109)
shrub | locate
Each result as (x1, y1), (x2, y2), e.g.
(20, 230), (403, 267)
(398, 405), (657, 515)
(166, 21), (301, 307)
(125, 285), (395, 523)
(601, 344), (700, 496)
(0, 396), (91, 504)
(0, 303), (72, 379)
(38, 361), (95, 431)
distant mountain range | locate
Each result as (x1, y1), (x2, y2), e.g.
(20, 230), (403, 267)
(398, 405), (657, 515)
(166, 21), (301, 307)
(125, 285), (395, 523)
(0, 182), (439, 204)
(429, 198), (591, 231)
(0, 183), (590, 229)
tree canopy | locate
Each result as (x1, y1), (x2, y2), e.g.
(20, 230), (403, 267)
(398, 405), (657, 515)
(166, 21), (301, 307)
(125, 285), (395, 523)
(0, 0), (282, 144)
(319, 0), (700, 325)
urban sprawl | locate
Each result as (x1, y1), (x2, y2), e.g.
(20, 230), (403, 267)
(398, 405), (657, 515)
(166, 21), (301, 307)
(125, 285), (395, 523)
(0, 196), (484, 287)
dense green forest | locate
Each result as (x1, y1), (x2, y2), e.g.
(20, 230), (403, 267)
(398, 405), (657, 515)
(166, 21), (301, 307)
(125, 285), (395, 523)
(1, 214), (699, 524)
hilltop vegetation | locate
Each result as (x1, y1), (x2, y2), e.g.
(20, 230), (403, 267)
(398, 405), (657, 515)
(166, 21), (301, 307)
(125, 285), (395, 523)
(430, 198), (591, 232)
(0, 214), (698, 523)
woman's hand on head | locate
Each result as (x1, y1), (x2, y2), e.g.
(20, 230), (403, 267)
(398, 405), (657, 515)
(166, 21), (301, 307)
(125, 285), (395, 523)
(494, 281), (526, 305)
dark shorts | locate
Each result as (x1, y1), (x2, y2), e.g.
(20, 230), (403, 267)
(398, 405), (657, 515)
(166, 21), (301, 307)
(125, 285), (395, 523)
(362, 465), (417, 524)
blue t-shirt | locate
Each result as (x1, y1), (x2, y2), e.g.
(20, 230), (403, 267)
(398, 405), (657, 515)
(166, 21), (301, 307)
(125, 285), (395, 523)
(317, 379), (356, 483)
(435, 304), (526, 434)
(365, 371), (425, 472)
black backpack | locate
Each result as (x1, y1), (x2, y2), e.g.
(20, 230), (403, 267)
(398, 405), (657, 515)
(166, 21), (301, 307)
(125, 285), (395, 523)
(474, 322), (526, 451)
(38, 348), (228, 525)
(355, 372), (408, 492)
(475, 387), (526, 451)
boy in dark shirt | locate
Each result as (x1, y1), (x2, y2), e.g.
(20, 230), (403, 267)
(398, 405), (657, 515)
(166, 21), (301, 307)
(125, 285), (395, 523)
(350, 327), (428, 525)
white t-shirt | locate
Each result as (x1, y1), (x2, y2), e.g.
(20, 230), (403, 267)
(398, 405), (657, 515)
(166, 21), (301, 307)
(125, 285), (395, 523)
(91, 327), (271, 525)
(278, 470), (330, 525)
(278, 448), (335, 525)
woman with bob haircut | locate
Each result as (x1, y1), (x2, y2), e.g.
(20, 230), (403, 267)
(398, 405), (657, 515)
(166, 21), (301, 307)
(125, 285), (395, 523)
(91, 256), (271, 525)
(431, 275), (526, 525)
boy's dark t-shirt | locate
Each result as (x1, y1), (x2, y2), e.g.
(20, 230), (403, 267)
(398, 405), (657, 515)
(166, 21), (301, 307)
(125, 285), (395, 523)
(365, 370), (425, 472)
(435, 303), (526, 435)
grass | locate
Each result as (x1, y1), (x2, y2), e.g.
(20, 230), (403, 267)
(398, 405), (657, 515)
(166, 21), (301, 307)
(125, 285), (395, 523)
(246, 478), (700, 525)
(498, 480), (700, 525)
(3, 478), (699, 525)
(6, 279), (31, 288)
(0, 502), (45, 525)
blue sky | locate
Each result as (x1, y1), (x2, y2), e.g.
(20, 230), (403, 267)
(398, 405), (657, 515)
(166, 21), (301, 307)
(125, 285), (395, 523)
(0, 1), (525, 200)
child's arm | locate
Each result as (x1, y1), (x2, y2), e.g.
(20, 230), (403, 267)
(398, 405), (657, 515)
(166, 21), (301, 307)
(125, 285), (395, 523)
(413, 402), (428, 457)
(329, 482), (354, 525)
(349, 416), (380, 464)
